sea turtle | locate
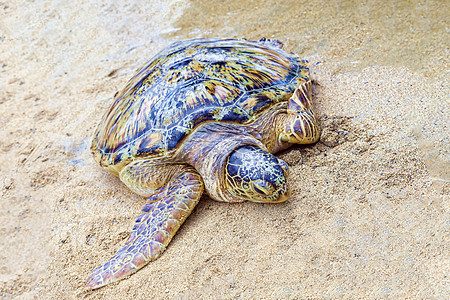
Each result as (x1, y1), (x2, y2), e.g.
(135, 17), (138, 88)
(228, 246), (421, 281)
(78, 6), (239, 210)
(86, 38), (320, 289)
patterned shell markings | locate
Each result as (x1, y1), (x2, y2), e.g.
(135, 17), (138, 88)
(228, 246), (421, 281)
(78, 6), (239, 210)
(92, 39), (310, 168)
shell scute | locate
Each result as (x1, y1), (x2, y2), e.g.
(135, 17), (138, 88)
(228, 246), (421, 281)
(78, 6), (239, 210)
(92, 38), (309, 169)
(166, 59), (205, 84)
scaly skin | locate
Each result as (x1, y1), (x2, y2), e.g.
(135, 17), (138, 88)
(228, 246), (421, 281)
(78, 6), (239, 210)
(86, 82), (319, 289)
(87, 39), (321, 289)
(85, 82), (320, 288)
(281, 80), (320, 144)
(86, 167), (203, 289)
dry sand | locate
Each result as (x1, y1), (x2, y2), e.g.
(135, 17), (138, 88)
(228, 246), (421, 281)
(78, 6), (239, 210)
(0, 0), (448, 299)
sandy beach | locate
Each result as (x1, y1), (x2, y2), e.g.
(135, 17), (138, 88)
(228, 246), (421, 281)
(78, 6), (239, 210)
(0, 0), (448, 299)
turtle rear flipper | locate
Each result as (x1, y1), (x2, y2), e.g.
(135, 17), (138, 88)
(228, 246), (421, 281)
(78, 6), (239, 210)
(86, 167), (203, 289)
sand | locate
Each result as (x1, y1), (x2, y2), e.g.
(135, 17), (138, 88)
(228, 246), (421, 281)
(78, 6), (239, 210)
(0, 0), (448, 299)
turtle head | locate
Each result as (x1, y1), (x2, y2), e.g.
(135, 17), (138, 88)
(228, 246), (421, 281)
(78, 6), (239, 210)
(225, 146), (290, 203)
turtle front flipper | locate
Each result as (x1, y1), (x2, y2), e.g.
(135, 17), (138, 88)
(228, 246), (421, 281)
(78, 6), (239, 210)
(86, 166), (203, 289)
(279, 80), (320, 144)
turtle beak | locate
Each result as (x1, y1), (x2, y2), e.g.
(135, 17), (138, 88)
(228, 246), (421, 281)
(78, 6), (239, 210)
(249, 181), (290, 203)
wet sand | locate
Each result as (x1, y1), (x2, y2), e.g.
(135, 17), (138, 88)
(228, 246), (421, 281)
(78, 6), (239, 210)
(0, 0), (448, 299)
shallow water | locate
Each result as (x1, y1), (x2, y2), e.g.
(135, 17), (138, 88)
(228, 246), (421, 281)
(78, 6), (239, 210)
(167, 0), (448, 80)
(0, 0), (448, 298)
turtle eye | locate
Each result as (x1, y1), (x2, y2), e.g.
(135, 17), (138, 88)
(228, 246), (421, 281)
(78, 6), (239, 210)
(252, 180), (275, 196)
